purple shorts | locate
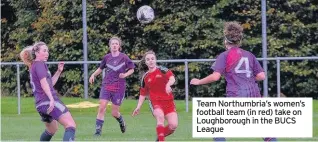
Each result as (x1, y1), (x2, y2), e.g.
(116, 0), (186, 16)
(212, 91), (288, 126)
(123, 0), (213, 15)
(99, 83), (126, 106)
(36, 100), (69, 123)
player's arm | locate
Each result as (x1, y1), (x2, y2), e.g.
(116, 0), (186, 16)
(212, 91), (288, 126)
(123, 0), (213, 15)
(255, 72), (266, 81)
(136, 95), (146, 109)
(40, 78), (55, 114)
(190, 72), (221, 85)
(166, 76), (175, 87)
(89, 68), (103, 84)
(120, 55), (135, 78)
(165, 75), (175, 94)
(120, 68), (134, 78)
(132, 84), (148, 116)
(91, 68), (103, 77)
(52, 62), (64, 86)
(52, 70), (62, 86)
(40, 78), (54, 101)
(252, 54), (266, 81)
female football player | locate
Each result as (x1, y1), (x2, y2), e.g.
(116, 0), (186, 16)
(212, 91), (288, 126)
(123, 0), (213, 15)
(190, 21), (276, 142)
(89, 37), (135, 136)
(132, 50), (178, 141)
(20, 42), (76, 141)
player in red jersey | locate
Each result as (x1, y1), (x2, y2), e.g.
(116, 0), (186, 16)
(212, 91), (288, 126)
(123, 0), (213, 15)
(132, 50), (178, 141)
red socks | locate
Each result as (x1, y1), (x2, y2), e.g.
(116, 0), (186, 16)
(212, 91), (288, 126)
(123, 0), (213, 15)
(156, 125), (165, 141)
(164, 126), (174, 137)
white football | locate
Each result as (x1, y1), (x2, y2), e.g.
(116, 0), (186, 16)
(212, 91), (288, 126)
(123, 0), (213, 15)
(137, 5), (155, 24)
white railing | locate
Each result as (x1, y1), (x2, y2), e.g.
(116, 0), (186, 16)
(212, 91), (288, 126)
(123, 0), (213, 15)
(1, 56), (318, 114)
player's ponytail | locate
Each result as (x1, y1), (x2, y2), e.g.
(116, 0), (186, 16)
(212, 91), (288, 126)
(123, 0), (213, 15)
(19, 46), (34, 69)
(223, 21), (243, 45)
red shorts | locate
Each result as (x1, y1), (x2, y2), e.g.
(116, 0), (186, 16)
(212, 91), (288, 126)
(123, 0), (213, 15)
(149, 100), (176, 115)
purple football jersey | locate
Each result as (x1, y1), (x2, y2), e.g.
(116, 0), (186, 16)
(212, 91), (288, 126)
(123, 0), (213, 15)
(99, 53), (135, 91)
(211, 47), (264, 97)
(30, 61), (59, 104)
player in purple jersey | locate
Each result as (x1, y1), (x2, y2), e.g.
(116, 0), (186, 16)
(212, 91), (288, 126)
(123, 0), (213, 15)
(89, 37), (135, 136)
(20, 42), (76, 141)
(190, 22), (276, 142)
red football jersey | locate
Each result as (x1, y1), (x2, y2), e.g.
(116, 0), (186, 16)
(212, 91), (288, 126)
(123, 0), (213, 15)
(140, 66), (174, 101)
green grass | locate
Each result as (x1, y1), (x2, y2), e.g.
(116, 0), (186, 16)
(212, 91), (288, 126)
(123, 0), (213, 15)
(1, 97), (318, 141)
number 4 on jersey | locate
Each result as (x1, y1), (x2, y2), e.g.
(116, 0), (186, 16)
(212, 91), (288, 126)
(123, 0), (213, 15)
(234, 57), (251, 78)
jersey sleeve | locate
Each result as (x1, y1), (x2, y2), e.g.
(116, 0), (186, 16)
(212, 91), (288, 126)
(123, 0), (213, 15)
(139, 73), (149, 96)
(34, 62), (48, 80)
(125, 54), (135, 70)
(211, 53), (226, 74)
(165, 70), (174, 79)
(99, 55), (107, 69)
(252, 54), (264, 76)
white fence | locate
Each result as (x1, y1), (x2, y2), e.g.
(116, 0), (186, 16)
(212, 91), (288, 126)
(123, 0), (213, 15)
(1, 56), (318, 114)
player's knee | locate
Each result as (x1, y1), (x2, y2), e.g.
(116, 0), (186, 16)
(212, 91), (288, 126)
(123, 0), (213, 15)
(65, 123), (76, 129)
(47, 127), (58, 134)
(156, 116), (165, 125)
(169, 122), (178, 130)
(111, 110), (119, 117)
(65, 119), (76, 129)
(45, 122), (58, 134)
(98, 106), (106, 114)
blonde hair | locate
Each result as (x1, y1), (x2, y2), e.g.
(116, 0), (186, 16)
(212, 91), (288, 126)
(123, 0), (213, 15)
(20, 46), (34, 69)
(19, 41), (47, 69)
(109, 36), (122, 51)
(223, 21), (244, 45)
(32, 42), (46, 52)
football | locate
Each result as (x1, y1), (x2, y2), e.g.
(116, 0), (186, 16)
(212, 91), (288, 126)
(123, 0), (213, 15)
(137, 5), (155, 24)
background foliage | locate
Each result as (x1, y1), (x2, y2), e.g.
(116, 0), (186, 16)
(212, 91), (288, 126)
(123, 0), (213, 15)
(1, 0), (318, 99)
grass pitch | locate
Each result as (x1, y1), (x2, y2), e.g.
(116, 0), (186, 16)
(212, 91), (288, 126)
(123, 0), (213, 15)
(1, 97), (318, 141)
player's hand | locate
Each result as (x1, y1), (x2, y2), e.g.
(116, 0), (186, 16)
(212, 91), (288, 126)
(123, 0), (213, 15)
(119, 73), (126, 78)
(166, 85), (172, 94)
(57, 62), (64, 72)
(190, 78), (201, 85)
(132, 107), (140, 117)
(89, 75), (95, 84)
(47, 100), (55, 114)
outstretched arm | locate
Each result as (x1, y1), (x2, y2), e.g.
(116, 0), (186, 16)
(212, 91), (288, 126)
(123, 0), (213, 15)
(52, 62), (64, 86)
(132, 95), (146, 116)
(255, 72), (266, 81)
(190, 72), (221, 85)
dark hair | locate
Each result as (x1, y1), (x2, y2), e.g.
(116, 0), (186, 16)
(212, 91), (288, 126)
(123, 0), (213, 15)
(138, 50), (156, 78)
(223, 21), (243, 45)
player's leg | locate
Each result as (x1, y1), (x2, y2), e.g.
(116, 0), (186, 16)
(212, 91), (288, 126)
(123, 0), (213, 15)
(164, 112), (178, 137)
(110, 90), (126, 133)
(38, 111), (57, 141)
(40, 120), (58, 141)
(95, 87), (111, 136)
(58, 112), (76, 141)
(37, 103), (58, 141)
(95, 99), (109, 135)
(153, 103), (165, 141)
(164, 101), (178, 137)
